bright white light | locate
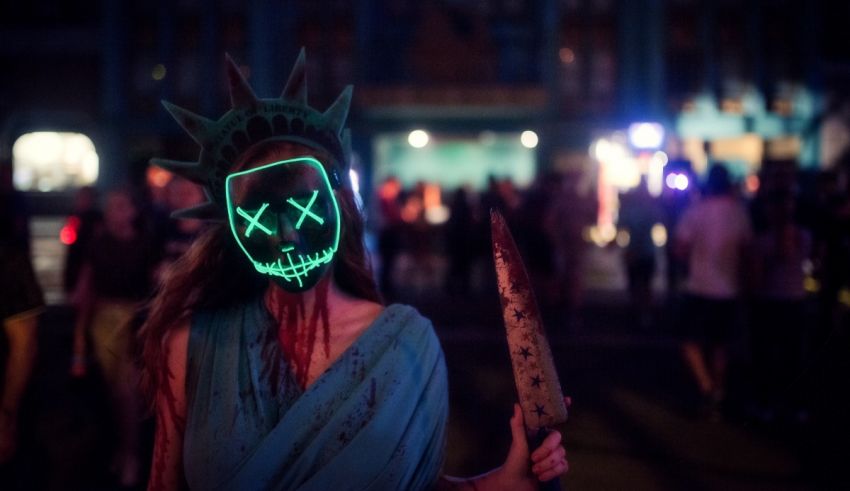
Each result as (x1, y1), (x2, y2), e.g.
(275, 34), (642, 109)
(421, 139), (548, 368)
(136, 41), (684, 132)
(592, 138), (629, 163)
(520, 130), (539, 149)
(408, 129), (429, 148)
(628, 122), (665, 150)
(349, 169), (360, 195)
(12, 131), (99, 191)
(592, 139), (610, 161)
(425, 205), (451, 225)
(647, 151), (668, 197)
(665, 173), (690, 191)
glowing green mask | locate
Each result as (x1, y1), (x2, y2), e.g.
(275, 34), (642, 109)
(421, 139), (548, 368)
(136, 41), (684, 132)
(225, 156), (341, 292)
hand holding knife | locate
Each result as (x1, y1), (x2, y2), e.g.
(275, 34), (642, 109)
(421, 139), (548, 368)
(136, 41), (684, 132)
(491, 210), (569, 490)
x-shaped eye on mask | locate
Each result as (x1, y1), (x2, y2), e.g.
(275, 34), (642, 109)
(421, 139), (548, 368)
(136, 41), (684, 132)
(236, 203), (273, 237)
(287, 190), (325, 229)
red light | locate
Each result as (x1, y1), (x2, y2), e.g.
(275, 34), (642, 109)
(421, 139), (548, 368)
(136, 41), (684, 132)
(60, 225), (77, 245)
(60, 216), (80, 245)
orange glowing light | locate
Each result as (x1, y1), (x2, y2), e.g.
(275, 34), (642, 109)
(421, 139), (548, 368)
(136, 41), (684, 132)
(423, 183), (441, 209)
(147, 166), (173, 188)
(745, 174), (760, 194)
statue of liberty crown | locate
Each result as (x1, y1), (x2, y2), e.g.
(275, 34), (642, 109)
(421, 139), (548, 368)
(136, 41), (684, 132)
(152, 48), (353, 221)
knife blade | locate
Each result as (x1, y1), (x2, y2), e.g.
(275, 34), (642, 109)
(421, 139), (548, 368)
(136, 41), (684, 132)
(491, 209), (568, 431)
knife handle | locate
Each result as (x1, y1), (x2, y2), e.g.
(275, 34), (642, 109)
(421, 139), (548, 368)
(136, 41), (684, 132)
(530, 427), (563, 491)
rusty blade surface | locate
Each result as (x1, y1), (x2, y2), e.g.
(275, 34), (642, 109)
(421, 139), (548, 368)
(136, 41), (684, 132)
(491, 210), (567, 430)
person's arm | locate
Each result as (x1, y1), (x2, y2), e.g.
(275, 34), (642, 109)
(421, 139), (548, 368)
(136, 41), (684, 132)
(0, 312), (39, 462)
(148, 322), (189, 491)
(436, 403), (569, 491)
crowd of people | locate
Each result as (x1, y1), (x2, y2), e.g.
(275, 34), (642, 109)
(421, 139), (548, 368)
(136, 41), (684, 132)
(375, 172), (597, 328)
(375, 155), (850, 438)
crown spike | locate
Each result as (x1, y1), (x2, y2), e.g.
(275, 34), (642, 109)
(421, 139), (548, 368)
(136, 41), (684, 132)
(171, 201), (224, 221)
(281, 47), (308, 104)
(323, 85), (353, 135)
(162, 101), (216, 146)
(225, 54), (259, 109)
(341, 129), (352, 168)
(150, 158), (208, 185)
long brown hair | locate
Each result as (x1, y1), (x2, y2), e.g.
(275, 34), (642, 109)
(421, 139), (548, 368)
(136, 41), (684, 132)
(138, 143), (381, 403)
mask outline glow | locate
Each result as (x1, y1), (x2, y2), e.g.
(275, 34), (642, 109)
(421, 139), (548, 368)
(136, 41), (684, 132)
(225, 156), (341, 289)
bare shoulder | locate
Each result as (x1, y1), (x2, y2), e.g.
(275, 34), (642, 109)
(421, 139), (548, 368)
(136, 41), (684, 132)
(353, 300), (384, 325)
(163, 320), (190, 377)
(333, 298), (384, 337)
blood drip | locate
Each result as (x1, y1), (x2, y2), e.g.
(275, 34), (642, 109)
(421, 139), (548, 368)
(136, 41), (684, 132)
(150, 342), (186, 491)
(267, 276), (331, 390)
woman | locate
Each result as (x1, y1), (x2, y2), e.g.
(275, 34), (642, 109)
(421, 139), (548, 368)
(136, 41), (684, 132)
(140, 51), (567, 490)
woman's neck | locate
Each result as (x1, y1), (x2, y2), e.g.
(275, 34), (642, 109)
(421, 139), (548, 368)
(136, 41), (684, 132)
(264, 275), (341, 319)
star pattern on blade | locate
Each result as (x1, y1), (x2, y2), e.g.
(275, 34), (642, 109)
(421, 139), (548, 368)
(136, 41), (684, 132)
(513, 308), (526, 321)
(531, 375), (542, 388)
(533, 403), (548, 418)
(518, 346), (532, 360)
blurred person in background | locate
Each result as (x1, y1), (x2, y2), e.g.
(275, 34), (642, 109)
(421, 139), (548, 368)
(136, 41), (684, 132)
(70, 187), (160, 488)
(0, 163), (42, 482)
(618, 176), (664, 328)
(750, 190), (811, 424)
(155, 178), (205, 281)
(545, 171), (594, 330)
(674, 164), (753, 418)
(445, 186), (477, 297)
(660, 161), (697, 302)
(516, 173), (557, 307)
(62, 186), (103, 297)
(375, 176), (403, 299)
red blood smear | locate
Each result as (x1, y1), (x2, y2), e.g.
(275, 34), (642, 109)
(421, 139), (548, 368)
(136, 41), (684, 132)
(150, 341), (186, 491)
(269, 276), (331, 390)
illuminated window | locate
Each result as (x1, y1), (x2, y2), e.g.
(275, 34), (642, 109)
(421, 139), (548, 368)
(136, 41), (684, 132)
(12, 132), (99, 192)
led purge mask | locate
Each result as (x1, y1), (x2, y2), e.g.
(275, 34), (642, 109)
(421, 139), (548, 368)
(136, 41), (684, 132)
(226, 156), (341, 292)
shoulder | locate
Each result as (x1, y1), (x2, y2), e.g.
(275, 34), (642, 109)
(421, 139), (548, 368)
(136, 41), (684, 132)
(381, 304), (441, 348)
(163, 320), (190, 375)
(382, 303), (433, 329)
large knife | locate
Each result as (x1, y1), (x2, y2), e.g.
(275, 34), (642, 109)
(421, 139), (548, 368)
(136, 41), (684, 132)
(491, 210), (567, 488)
